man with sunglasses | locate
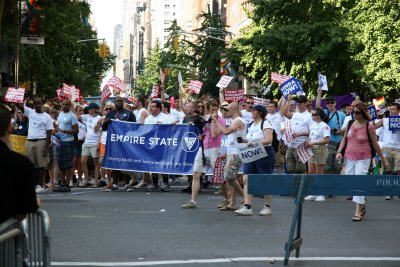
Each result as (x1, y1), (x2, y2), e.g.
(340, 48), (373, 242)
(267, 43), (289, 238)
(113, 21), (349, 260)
(316, 89), (346, 176)
(241, 96), (254, 125)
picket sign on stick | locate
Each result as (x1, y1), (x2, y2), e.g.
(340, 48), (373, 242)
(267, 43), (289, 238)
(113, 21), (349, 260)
(5, 87), (25, 103)
(188, 80), (203, 94)
(101, 85), (112, 103)
(216, 75), (233, 88)
(318, 72), (328, 91)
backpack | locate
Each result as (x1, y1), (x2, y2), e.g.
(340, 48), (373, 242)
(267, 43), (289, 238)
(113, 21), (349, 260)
(249, 120), (279, 153)
(342, 120), (376, 158)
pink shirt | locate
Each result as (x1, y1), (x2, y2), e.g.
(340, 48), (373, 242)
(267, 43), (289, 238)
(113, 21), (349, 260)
(345, 122), (373, 160)
(203, 116), (225, 149)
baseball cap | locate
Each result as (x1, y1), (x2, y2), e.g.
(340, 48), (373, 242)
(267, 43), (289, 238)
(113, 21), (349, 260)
(87, 102), (100, 110)
(297, 95), (308, 103)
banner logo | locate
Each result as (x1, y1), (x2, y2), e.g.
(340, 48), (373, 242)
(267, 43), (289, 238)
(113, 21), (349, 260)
(182, 132), (199, 152)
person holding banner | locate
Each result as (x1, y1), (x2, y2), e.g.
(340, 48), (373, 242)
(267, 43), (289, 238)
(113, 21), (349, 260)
(182, 100), (225, 209)
(304, 108), (331, 202)
(235, 105), (276, 216)
(101, 96), (136, 191)
(373, 102), (400, 200)
(212, 102), (245, 211)
(132, 95), (149, 124)
(336, 103), (388, 222)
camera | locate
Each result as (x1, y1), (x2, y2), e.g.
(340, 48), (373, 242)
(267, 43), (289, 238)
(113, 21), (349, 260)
(237, 137), (243, 143)
(331, 128), (339, 134)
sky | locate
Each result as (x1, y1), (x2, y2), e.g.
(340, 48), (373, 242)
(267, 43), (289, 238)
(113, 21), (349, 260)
(90, 0), (123, 88)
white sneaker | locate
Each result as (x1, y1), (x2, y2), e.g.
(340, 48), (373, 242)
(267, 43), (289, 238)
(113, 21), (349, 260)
(315, 195), (326, 202)
(385, 196), (393, 200)
(259, 206), (272, 216)
(235, 206), (253, 216)
(305, 195), (317, 201)
(35, 185), (46, 193)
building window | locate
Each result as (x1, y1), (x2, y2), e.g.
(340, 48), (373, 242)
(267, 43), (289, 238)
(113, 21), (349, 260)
(165, 4), (170, 8)
(164, 12), (170, 16)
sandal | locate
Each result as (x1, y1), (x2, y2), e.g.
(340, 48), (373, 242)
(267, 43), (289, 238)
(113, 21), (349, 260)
(360, 205), (366, 217)
(352, 215), (362, 222)
(219, 206), (237, 211)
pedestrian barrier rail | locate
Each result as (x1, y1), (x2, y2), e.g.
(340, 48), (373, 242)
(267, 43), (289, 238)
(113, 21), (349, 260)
(0, 209), (51, 267)
(248, 174), (400, 265)
(0, 218), (23, 267)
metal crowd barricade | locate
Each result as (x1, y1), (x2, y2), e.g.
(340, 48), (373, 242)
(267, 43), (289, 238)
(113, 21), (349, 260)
(21, 209), (51, 267)
(0, 218), (23, 267)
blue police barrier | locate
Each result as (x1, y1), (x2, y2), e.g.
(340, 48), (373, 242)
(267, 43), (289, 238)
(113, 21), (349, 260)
(248, 174), (400, 265)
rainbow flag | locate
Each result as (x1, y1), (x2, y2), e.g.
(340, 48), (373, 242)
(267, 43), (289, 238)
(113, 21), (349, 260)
(373, 96), (385, 109)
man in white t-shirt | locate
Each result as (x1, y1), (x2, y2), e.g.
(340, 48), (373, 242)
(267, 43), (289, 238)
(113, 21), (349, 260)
(136, 101), (175, 191)
(267, 101), (284, 174)
(282, 95), (313, 174)
(133, 95), (148, 124)
(16, 98), (54, 193)
(374, 102), (400, 200)
(241, 96), (254, 125)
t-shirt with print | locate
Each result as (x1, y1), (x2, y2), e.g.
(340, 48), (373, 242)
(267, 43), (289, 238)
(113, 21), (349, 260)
(241, 110), (253, 125)
(82, 114), (102, 145)
(267, 112), (283, 140)
(57, 111), (78, 142)
(144, 112), (174, 124)
(380, 117), (400, 149)
(24, 106), (54, 139)
(288, 111), (313, 148)
(309, 121), (330, 143)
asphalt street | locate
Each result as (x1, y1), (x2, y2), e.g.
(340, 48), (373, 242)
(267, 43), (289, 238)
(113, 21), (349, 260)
(37, 180), (400, 267)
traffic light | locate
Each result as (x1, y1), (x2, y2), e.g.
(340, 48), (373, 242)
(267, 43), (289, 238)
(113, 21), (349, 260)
(104, 44), (110, 57)
(173, 35), (179, 50)
(98, 43), (106, 58)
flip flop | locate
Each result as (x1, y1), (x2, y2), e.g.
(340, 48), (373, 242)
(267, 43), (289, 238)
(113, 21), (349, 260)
(352, 215), (362, 222)
(360, 205), (366, 217)
(219, 206), (237, 211)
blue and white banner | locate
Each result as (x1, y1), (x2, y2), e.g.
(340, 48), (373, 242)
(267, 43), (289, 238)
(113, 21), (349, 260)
(279, 77), (303, 100)
(103, 121), (200, 174)
(389, 116), (400, 131)
(368, 105), (377, 121)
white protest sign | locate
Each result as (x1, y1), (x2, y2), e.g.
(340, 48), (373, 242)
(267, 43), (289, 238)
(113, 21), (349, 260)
(297, 142), (313, 163)
(236, 142), (267, 164)
(216, 75), (234, 88)
(395, 99), (400, 104)
(253, 97), (270, 107)
(284, 120), (294, 144)
(5, 87), (25, 103)
(264, 84), (271, 94)
(318, 72), (328, 91)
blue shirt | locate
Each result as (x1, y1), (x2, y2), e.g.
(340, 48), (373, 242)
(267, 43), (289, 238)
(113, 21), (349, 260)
(57, 111), (78, 142)
(324, 110), (346, 142)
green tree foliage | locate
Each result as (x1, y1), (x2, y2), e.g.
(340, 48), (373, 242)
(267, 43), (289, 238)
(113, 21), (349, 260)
(135, 41), (163, 96)
(1, 0), (112, 97)
(229, 0), (356, 99)
(188, 8), (230, 97)
(347, 1), (400, 99)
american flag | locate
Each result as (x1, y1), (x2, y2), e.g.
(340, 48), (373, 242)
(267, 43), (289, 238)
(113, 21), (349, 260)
(160, 68), (166, 84)
(106, 76), (125, 93)
(271, 72), (290, 84)
(101, 85), (112, 103)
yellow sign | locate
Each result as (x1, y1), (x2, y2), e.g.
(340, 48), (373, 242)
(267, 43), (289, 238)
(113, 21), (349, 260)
(10, 134), (27, 154)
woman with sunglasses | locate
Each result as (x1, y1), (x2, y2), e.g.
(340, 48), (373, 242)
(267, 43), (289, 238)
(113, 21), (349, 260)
(336, 103), (388, 222)
(304, 108), (330, 202)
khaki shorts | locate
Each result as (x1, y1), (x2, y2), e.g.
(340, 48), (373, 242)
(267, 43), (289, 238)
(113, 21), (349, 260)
(382, 147), (400, 172)
(25, 139), (49, 168)
(193, 147), (220, 173)
(309, 145), (328, 165)
(224, 154), (242, 181)
(285, 147), (306, 174)
(82, 143), (100, 158)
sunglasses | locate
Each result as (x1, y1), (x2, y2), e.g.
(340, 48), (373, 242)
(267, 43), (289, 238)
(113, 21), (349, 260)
(311, 113), (319, 116)
(353, 111), (361, 115)
(197, 105), (204, 108)
(246, 102), (254, 105)
(326, 101), (335, 105)
(105, 108), (112, 111)
(223, 108), (229, 112)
